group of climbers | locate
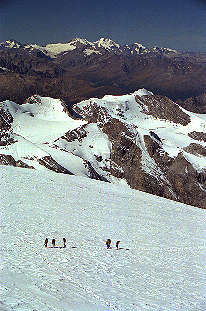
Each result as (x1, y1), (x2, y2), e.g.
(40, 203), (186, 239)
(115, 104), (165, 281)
(44, 238), (120, 249)
(106, 239), (120, 250)
(44, 238), (66, 248)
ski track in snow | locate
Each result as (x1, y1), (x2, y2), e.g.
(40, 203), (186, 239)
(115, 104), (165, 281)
(0, 167), (206, 311)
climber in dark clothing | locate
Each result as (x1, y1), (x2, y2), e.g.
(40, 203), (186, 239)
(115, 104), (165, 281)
(44, 238), (48, 247)
(106, 239), (111, 249)
(63, 237), (66, 248)
(116, 240), (120, 250)
(52, 238), (56, 247)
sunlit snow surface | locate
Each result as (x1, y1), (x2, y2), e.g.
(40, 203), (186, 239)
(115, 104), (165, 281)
(1, 166), (206, 311)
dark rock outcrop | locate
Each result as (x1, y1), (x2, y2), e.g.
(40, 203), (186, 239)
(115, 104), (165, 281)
(37, 156), (73, 175)
(0, 154), (34, 169)
(177, 93), (206, 114)
(183, 143), (206, 156)
(136, 95), (190, 125)
(188, 131), (206, 142)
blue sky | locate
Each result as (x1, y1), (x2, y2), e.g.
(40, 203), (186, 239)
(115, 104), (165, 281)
(0, 0), (205, 51)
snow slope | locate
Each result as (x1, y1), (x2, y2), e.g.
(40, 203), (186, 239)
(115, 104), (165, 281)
(1, 166), (206, 311)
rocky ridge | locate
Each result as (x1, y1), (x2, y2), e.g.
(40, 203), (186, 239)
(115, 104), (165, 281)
(1, 89), (206, 208)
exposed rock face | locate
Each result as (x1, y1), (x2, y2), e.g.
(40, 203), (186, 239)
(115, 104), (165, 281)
(136, 95), (191, 125)
(0, 106), (15, 145)
(0, 154), (34, 168)
(188, 131), (206, 143)
(37, 156), (73, 175)
(177, 93), (206, 114)
(1, 90), (206, 208)
(143, 135), (206, 207)
(183, 143), (206, 156)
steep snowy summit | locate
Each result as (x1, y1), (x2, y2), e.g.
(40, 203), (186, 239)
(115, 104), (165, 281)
(0, 39), (22, 49)
(94, 37), (120, 49)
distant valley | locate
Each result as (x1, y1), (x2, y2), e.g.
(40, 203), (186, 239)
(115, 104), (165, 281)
(0, 37), (206, 113)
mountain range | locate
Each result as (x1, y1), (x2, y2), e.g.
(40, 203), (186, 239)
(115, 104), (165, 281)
(1, 89), (206, 208)
(1, 38), (206, 112)
(0, 37), (178, 58)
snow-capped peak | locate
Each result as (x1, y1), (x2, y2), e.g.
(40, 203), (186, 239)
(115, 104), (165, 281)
(0, 39), (22, 49)
(133, 42), (146, 49)
(44, 38), (95, 57)
(130, 42), (148, 54)
(150, 46), (177, 54)
(69, 37), (93, 45)
(44, 42), (77, 57)
(94, 37), (120, 49)
(133, 88), (154, 96)
(162, 47), (177, 53)
(21, 95), (71, 121)
(42, 37), (120, 57)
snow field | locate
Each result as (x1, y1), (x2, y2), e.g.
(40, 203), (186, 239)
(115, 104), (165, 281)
(0, 166), (206, 311)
